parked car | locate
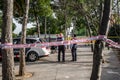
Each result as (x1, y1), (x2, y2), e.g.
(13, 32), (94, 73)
(0, 38), (51, 61)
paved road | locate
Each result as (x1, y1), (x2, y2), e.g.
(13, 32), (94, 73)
(0, 47), (120, 80)
(23, 47), (92, 80)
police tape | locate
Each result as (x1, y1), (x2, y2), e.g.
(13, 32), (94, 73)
(0, 35), (101, 49)
(108, 36), (120, 38)
(0, 35), (119, 49)
(103, 38), (120, 49)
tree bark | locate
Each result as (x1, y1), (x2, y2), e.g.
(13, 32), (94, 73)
(45, 17), (47, 39)
(1, 0), (15, 80)
(90, 0), (111, 80)
(32, 1), (40, 37)
(85, 16), (94, 52)
(90, 40), (103, 80)
(19, 0), (29, 76)
(36, 17), (40, 37)
(99, 0), (111, 35)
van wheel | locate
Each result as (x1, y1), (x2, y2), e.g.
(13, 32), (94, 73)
(27, 51), (38, 62)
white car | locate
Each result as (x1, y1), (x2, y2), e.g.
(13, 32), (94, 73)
(13, 38), (51, 61)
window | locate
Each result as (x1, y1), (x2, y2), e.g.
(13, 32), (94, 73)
(26, 39), (37, 44)
(13, 39), (20, 44)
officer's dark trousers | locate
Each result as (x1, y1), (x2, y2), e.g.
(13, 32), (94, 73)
(58, 45), (65, 62)
(71, 49), (77, 61)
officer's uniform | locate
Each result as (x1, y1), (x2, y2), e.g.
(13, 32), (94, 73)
(57, 36), (65, 62)
(71, 35), (77, 61)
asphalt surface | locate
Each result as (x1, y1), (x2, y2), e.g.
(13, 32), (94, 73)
(0, 46), (120, 80)
(101, 49), (120, 80)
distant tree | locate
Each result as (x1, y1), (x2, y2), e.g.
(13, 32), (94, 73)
(29, 0), (53, 37)
(1, 0), (15, 80)
(13, 0), (53, 37)
(0, 12), (2, 33)
(0, 0), (3, 10)
(26, 16), (59, 35)
(108, 24), (120, 42)
(26, 27), (37, 35)
(0, 12), (2, 26)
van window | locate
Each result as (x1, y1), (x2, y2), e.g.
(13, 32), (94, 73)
(26, 39), (37, 44)
(39, 38), (46, 43)
(13, 38), (38, 44)
(13, 39), (20, 44)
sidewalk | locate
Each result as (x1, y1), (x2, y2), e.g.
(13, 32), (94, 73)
(101, 49), (120, 80)
(0, 47), (120, 80)
(17, 47), (93, 80)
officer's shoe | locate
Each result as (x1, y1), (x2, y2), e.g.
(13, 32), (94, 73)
(62, 60), (65, 62)
(71, 60), (74, 61)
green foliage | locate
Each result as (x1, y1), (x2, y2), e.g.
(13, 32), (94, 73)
(0, 11), (2, 27)
(108, 24), (120, 42)
(76, 17), (86, 29)
(26, 16), (60, 35)
(29, 0), (53, 21)
(1, 0), (118, 38)
(12, 33), (18, 38)
(46, 16), (59, 34)
(26, 27), (37, 35)
(0, 12), (16, 33)
(76, 27), (86, 36)
(13, 0), (27, 24)
(77, 0), (85, 3)
(14, 0), (25, 17)
(53, 0), (77, 34)
(0, 0), (3, 11)
(14, 0), (53, 23)
(40, 16), (60, 34)
(13, 0), (106, 36)
(12, 23), (16, 31)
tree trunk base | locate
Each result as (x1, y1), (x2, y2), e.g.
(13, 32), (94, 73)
(15, 72), (33, 80)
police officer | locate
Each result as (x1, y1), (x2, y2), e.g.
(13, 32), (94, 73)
(71, 34), (77, 61)
(57, 33), (65, 62)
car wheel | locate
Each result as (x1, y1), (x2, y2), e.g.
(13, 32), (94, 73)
(27, 51), (38, 62)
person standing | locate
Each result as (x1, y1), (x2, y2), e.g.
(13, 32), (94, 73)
(57, 33), (65, 62)
(71, 34), (77, 61)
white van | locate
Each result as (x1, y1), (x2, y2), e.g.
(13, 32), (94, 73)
(13, 38), (51, 61)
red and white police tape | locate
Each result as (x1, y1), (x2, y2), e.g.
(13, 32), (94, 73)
(0, 35), (119, 49)
(103, 38), (120, 49)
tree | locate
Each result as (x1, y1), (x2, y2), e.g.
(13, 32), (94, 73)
(29, 0), (53, 37)
(13, 0), (53, 37)
(0, 10), (16, 35)
(19, 0), (30, 76)
(52, 0), (79, 38)
(26, 16), (60, 35)
(1, 0), (15, 80)
(90, 0), (111, 80)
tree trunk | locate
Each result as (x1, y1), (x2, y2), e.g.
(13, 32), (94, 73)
(36, 17), (40, 37)
(90, 40), (103, 80)
(19, 0), (29, 76)
(1, 0), (15, 80)
(32, 2), (40, 37)
(90, 0), (111, 80)
(85, 16), (94, 52)
(99, 0), (111, 35)
(45, 17), (47, 39)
